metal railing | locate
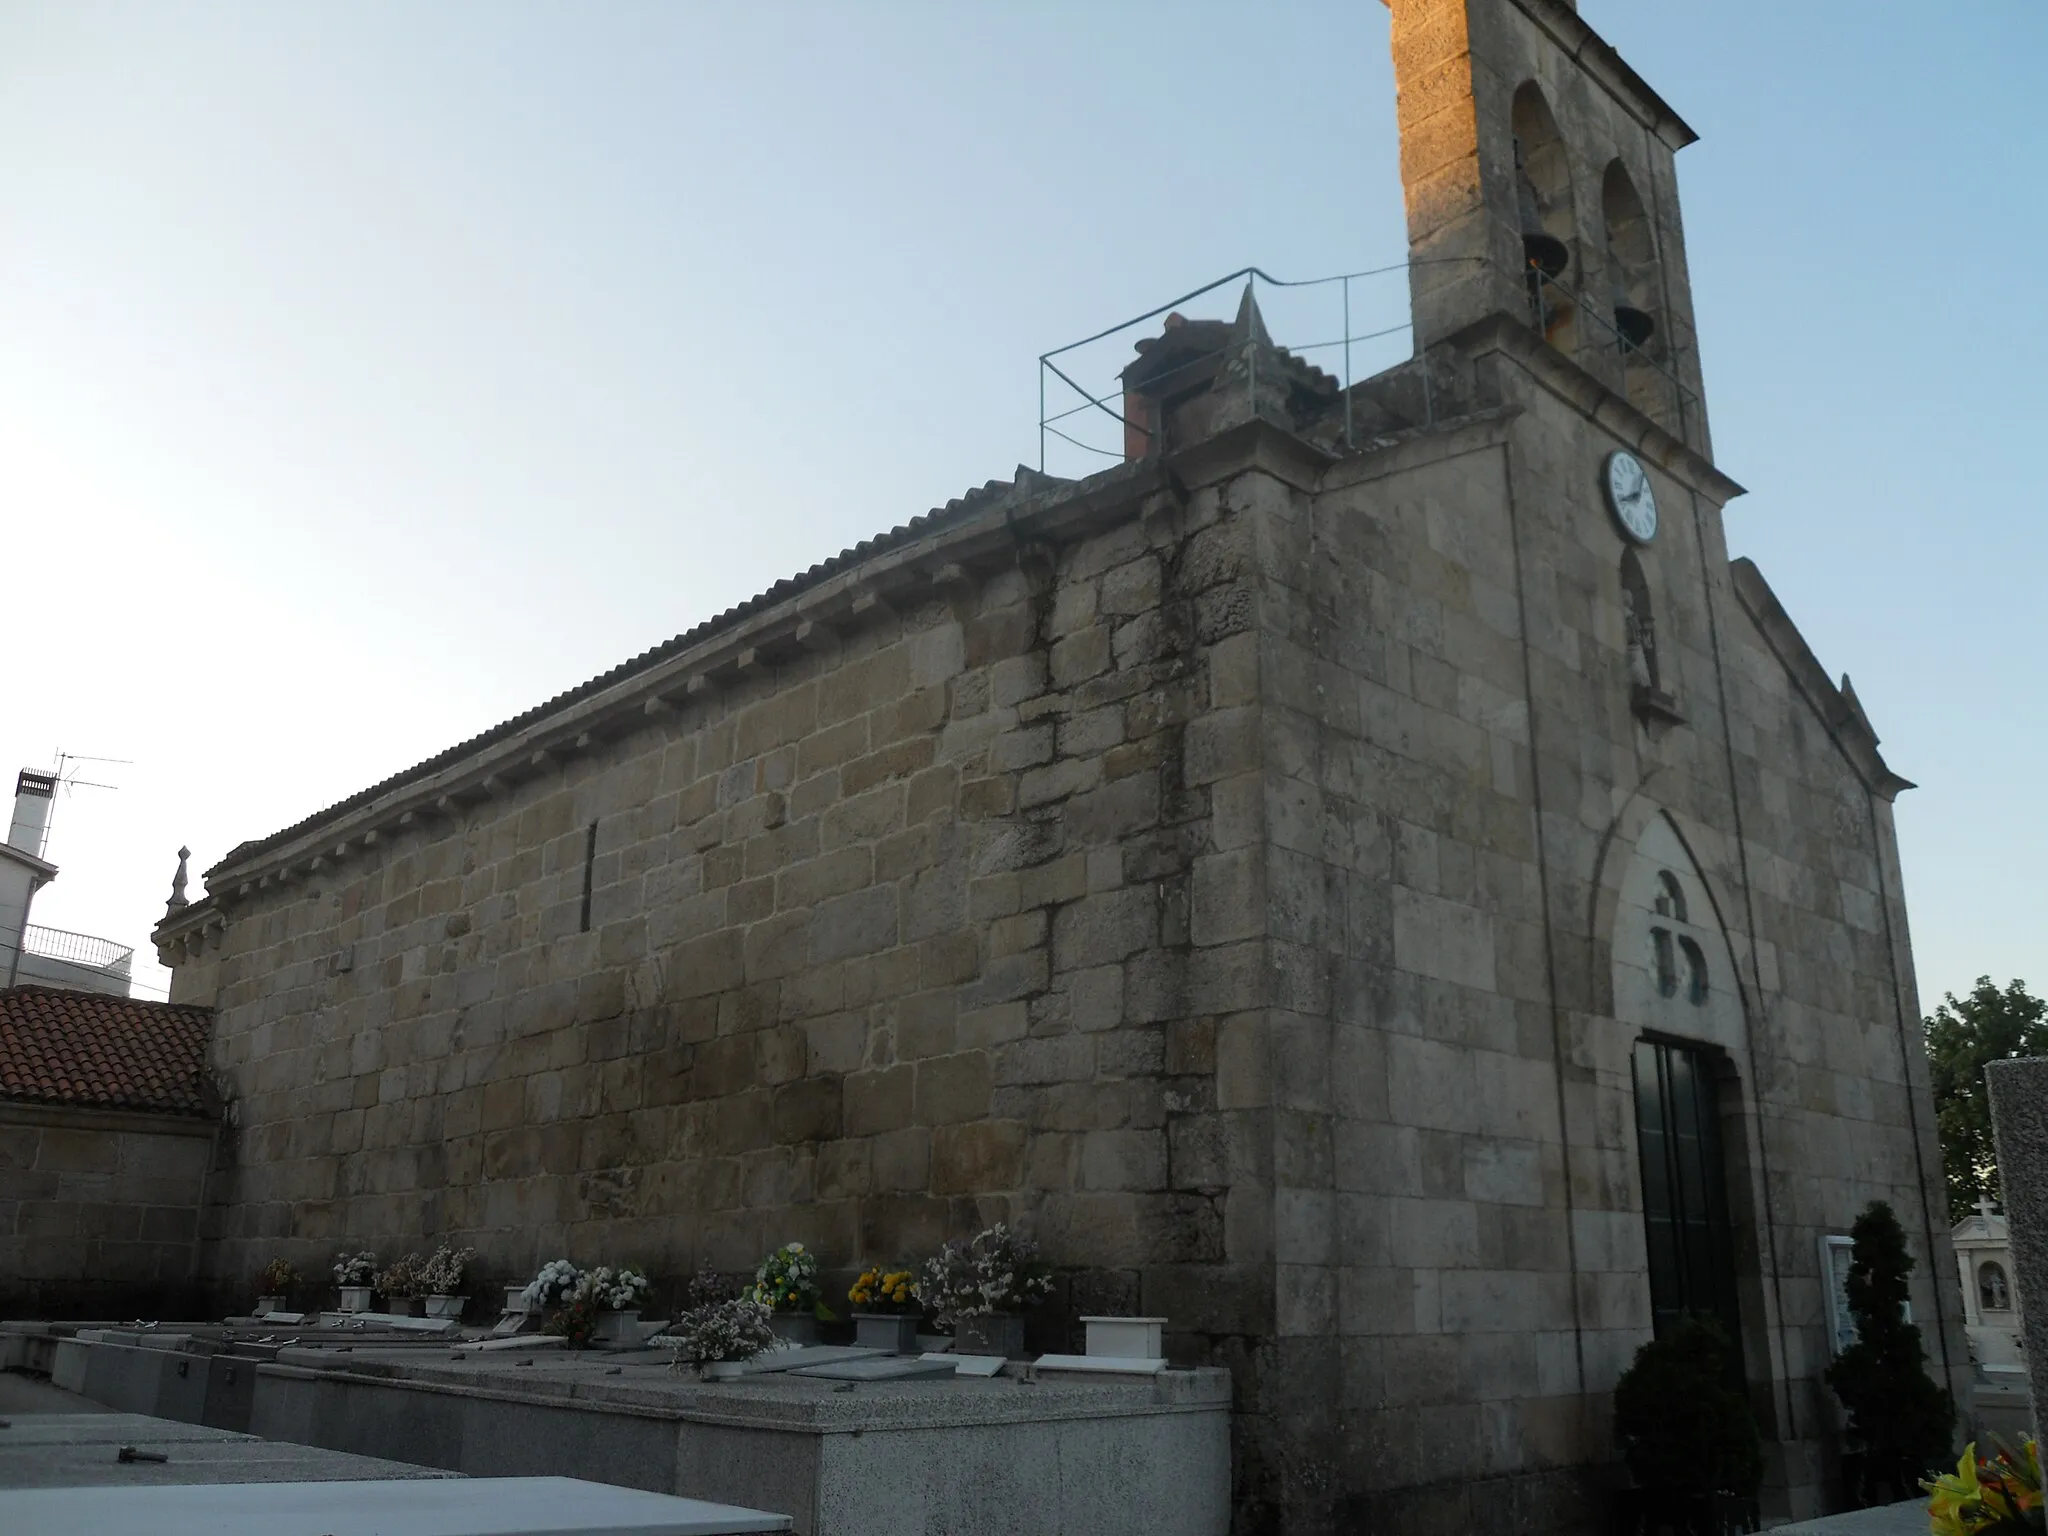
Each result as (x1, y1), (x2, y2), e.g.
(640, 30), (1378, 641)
(23, 923), (135, 975)
(1528, 265), (1704, 446)
(1035, 254), (1704, 478)
(1036, 260), (1458, 477)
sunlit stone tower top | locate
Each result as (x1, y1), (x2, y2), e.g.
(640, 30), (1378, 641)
(1386, 0), (1712, 448)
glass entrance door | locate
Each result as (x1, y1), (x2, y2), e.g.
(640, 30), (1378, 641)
(1633, 1037), (1744, 1369)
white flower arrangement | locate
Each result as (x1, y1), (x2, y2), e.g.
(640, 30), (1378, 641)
(418, 1245), (476, 1296)
(571, 1265), (649, 1312)
(665, 1297), (777, 1368)
(521, 1258), (583, 1309)
(332, 1251), (377, 1287)
(916, 1224), (1052, 1327)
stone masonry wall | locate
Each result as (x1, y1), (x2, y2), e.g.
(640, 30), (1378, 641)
(1244, 346), (1962, 1530)
(178, 468), (1283, 1371)
(163, 353), (1958, 1534)
(0, 1101), (214, 1317)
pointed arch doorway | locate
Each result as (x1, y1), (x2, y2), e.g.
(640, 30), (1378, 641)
(1614, 813), (1752, 1375)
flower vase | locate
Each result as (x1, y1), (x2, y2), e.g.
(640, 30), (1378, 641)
(338, 1286), (373, 1313)
(700, 1359), (747, 1381)
(768, 1312), (819, 1347)
(425, 1294), (465, 1320)
(853, 1313), (921, 1354)
(954, 1312), (1026, 1359)
(592, 1308), (641, 1344)
(398, 1297), (425, 1317)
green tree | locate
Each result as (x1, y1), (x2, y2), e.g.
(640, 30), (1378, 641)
(1824, 1201), (1953, 1504)
(1925, 977), (2048, 1221)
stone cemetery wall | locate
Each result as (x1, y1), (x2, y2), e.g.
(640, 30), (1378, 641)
(0, 1102), (214, 1317)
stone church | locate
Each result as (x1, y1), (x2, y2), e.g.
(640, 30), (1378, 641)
(154, 0), (1965, 1528)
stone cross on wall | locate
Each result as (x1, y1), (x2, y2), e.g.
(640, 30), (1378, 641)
(1985, 1058), (2048, 1427)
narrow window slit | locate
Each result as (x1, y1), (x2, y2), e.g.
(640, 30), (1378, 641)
(580, 820), (599, 933)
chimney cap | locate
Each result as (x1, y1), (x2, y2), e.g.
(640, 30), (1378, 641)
(15, 769), (56, 798)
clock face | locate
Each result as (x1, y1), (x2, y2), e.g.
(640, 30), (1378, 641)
(1605, 450), (1657, 543)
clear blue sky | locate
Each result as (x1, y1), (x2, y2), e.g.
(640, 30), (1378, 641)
(2, 1), (2041, 1014)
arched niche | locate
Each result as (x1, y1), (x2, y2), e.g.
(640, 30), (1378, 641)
(1512, 82), (1578, 351)
(1620, 546), (1661, 693)
(1979, 1261), (2011, 1312)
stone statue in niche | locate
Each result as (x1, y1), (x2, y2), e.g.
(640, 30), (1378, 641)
(1621, 570), (1658, 690)
(1621, 549), (1684, 727)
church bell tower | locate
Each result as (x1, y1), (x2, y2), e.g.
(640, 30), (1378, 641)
(1386, 0), (1712, 451)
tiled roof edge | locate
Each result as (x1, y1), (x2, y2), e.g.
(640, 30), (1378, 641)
(198, 456), (1164, 888)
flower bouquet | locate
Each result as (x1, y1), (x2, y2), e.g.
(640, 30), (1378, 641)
(916, 1223), (1051, 1358)
(746, 1241), (836, 1345)
(848, 1266), (922, 1354)
(419, 1244), (476, 1318)
(1925, 1438), (2042, 1535)
(521, 1258), (583, 1310)
(570, 1266), (650, 1343)
(332, 1251), (378, 1312)
(375, 1252), (426, 1313)
(665, 1297), (777, 1381)
(256, 1257), (299, 1315)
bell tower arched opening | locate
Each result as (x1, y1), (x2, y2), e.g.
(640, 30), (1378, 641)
(1602, 160), (1671, 421)
(1512, 82), (1578, 353)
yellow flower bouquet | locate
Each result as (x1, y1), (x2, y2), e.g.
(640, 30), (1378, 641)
(848, 1266), (918, 1315)
(1925, 1438), (2042, 1536)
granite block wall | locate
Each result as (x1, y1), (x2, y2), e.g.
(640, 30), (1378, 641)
(0, 1102), (214, 1317)
(172, 473), (1283, 1356)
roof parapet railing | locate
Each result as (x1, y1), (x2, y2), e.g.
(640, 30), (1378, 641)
(22, 923), (136, 975)
(1036, 258), (1493, 474)
(1037, 255), (1706, 473)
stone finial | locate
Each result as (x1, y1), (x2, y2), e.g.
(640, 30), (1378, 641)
(1226, 283), (1273, 351)
(166, 845), (191, 912)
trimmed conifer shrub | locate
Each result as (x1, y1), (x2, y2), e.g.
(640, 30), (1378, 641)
(1824, 1200), (1954, 1503)
(1614, 1313), (1764, 1509)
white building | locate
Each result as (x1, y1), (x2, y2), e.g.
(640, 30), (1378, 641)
(1954, 1197), (2033, 1445)
(1954, 1198), (2024, 1369)
(0, 769), (133, 998)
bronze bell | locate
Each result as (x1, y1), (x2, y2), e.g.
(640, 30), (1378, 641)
(1614, 304), (1655, 351)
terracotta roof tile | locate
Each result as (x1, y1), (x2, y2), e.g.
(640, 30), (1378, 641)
(0, 986), (215, 1117)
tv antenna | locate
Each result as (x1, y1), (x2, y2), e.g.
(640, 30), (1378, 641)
(35, 750), (130, 853)
(52, 750), (129, 794)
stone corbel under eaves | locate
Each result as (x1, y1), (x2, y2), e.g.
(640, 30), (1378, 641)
(152, 898), (225, 962)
